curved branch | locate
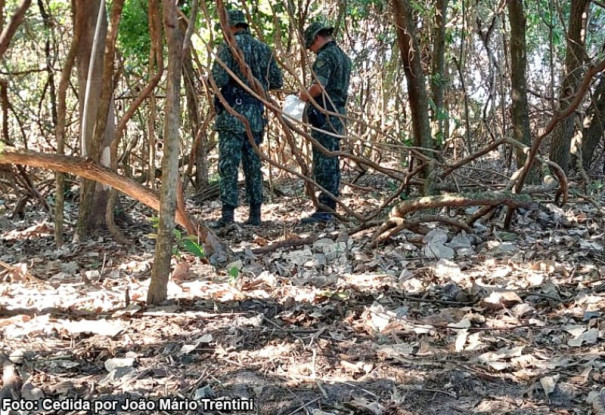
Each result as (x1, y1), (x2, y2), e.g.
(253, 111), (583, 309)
(514, 57), (605, 193)
(0, 147), (232, 265)
(0, 0), (32, 58)
(370, 191), (532, 246)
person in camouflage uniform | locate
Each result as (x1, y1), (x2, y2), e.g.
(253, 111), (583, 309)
(211, 10), (283, 227)
(299, 21), (351, 224)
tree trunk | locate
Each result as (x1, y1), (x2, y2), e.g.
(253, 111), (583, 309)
(430, 0), (447, 148)
(45, 0), (78, 247)
(0, 79), (8, 144)
(74, 0), (119, 239)
(507, 0), (536, 182)
(580, 75), (605, 169)
(548, 0), (590, 173)
(182, 47), (207, 189)
(145, 0), (162, 189)
(0, 0), (31, 59)
(147, 0), (185, 305)
(391, 0), (434, 190)
(182, 44), (210, 190)
(0, 0), (4, 32)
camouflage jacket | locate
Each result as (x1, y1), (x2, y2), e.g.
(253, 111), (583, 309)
(310, 40), (351, 113)
(211, 29), (283, 133)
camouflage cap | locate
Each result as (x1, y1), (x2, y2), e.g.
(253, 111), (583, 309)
(227, 10), (248, 27)
(303, 21), (334, 49)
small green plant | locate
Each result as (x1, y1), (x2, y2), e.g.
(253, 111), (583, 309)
(588, 180), (604, 195)
(209, 173), (221, 187)
(149, 217), (206, 259)
(228, 266), (239, 282)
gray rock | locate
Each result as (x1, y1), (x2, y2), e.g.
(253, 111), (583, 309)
(456, 247), (475, 258)
(194, 385), (215, 400)
(424, 242), (455, 260)
(102, 367), (136, 383)
(448, 234), (473, 250)
(284, 248), (314, 266)
(322, 241), (347, 261)
(105, 357), (135, 372)
(423, 229), (448, 244)
(312, 238), (334, 252)
(491, 242), (518, 255)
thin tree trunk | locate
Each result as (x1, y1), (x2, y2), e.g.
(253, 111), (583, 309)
(430, 0), (448, 148)
(548, 0), (590, 172)
(146, 0), (161, 189)
(0, 0), (5, 32)
(182, 49), (201, 188)
(87, 0), (125, 243)
(391, 0), (434, 191)
(459, 0), (471, 156)
(0, 79), (8, 144)
(91, 0), (124, 161)
(581, 76), (605, 168)
(74, 0), (108, 239)
(507, 0), (535, 181)
(548, 0), (556, 113)
(51, 0), (80, 246)
(0, 0), (31, 58)
(148, 0), (185, 305)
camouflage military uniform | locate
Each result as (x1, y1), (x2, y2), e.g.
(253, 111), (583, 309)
(211, 11), (282, 222)
(305, 29), (351, 215)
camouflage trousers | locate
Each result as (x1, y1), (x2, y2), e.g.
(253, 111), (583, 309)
(312, 130), (340, 209)
(218, 130), (264, 208)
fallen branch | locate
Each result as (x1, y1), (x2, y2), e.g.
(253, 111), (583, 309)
(370, 191), (532, 246)
(251, 236), (318, 255)
(0, 147), (231, 265)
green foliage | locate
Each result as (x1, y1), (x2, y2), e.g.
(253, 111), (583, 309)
(347, 0), (386, 20)
(181, 237), (206, 258)
(208, 173), (221, 187)
(400, 133), (413, 147)
(149, 217), (206, 259)
(228, 265), (239, 282)
(410, 0), (427, 15)
(118, 0), (151, 68)
(587, 180), (604, 196)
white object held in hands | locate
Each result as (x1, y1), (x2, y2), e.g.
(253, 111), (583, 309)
(282, 94), (306, 122)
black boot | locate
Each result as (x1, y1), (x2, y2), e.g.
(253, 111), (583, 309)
(214, 206), (235, 228)
(300, 199), (336, 225)
(244, 203), (262, 226)
(300, 211), (333, 224)
(326, 198), (337, 214)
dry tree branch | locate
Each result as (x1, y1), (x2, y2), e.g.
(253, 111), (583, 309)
(0, 147), (232, 265)
(369, 191), (532, 247)
(514, 57), (605, 194)
(0, 0), (31, 58)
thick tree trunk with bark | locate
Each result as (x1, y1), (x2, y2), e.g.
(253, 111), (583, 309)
(580, 75), (605, 169)
(507, 0), (537, 182)
(391, 0), (434, 190)
(74, 0), (118, 238)
(147, 0), (185, 305)
(548, 0), (590, 173)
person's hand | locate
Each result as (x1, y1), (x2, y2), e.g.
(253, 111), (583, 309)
(298, 89), (309, 102)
